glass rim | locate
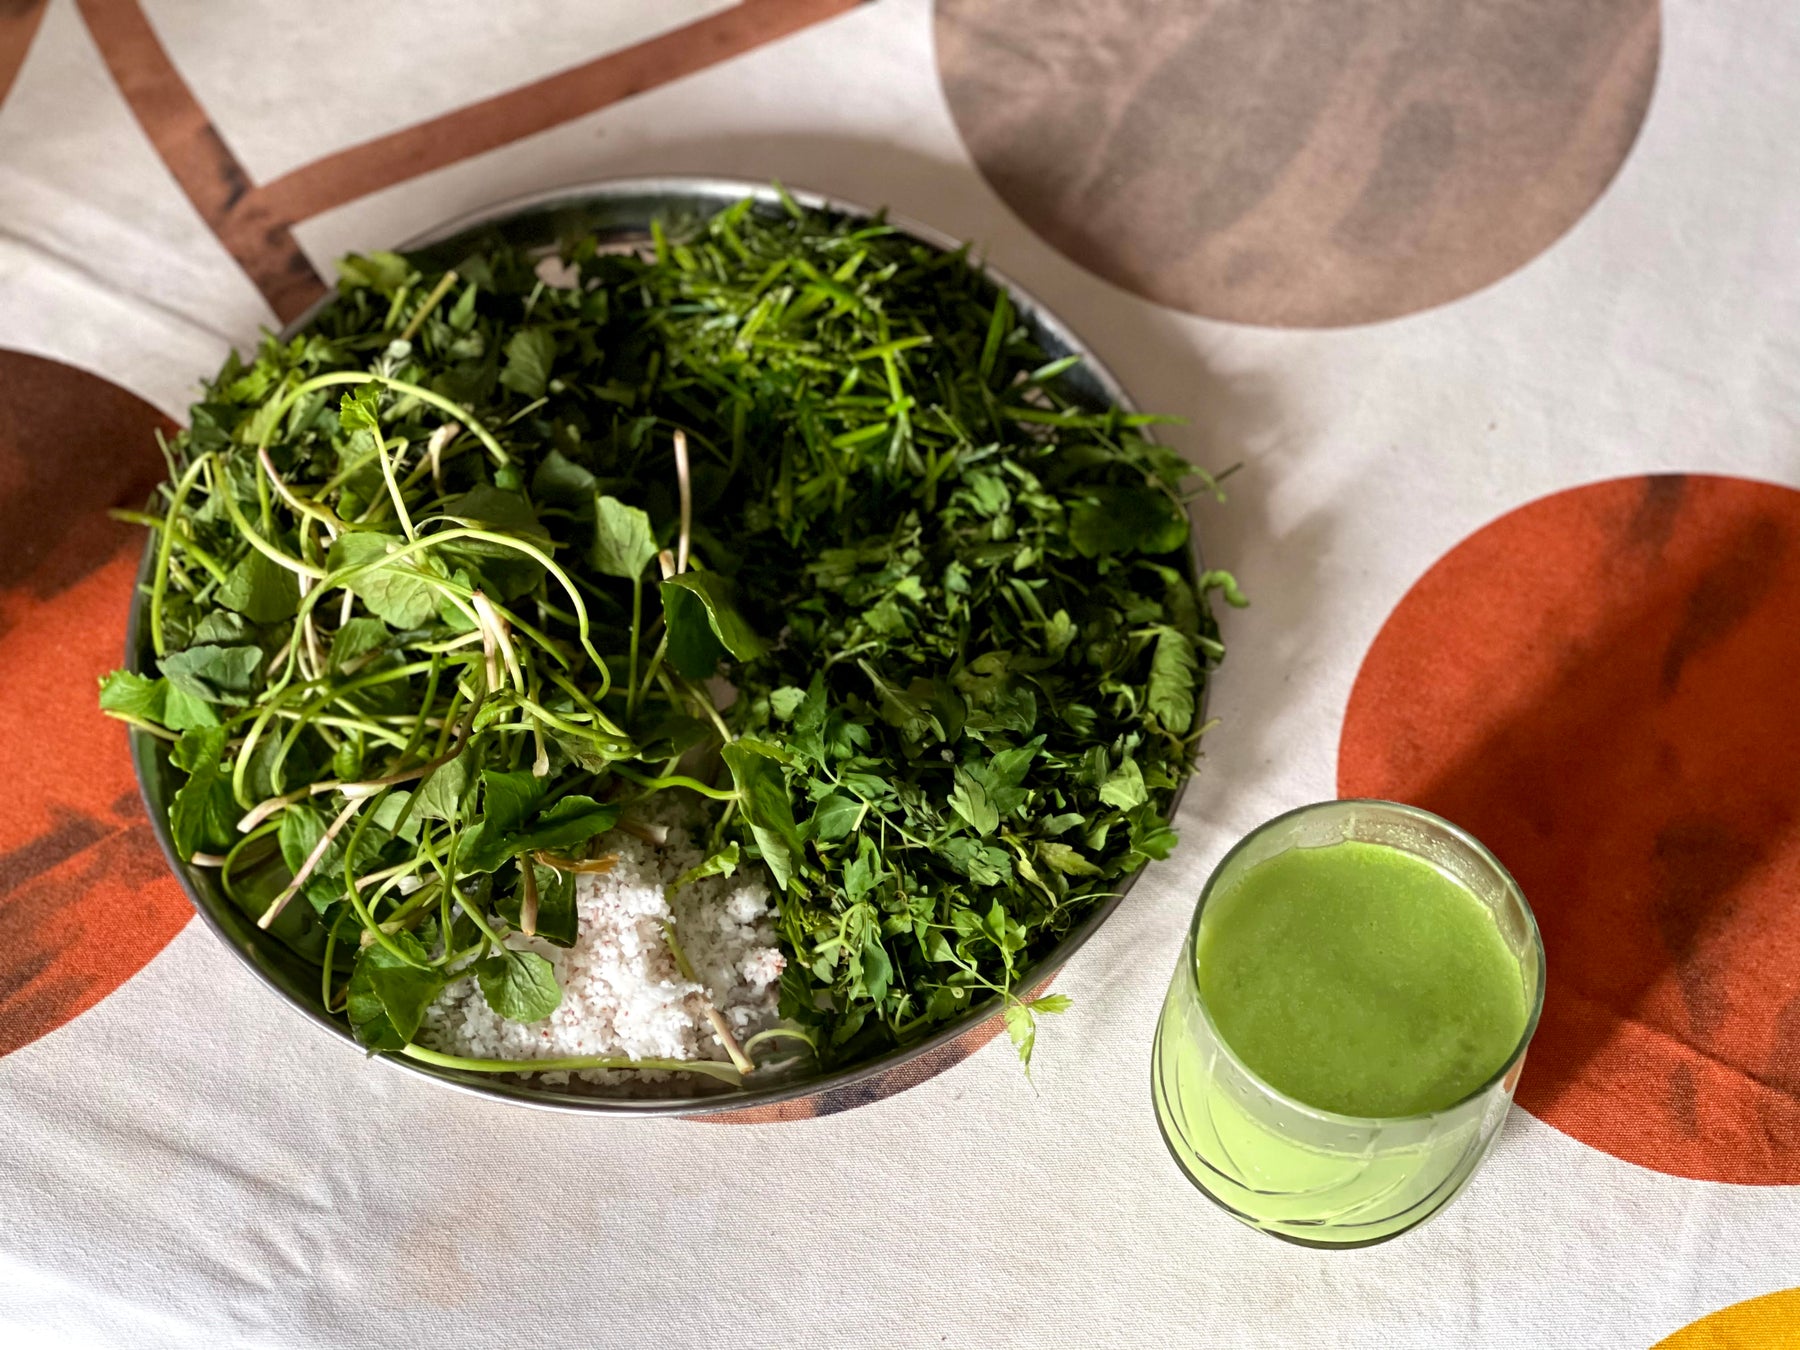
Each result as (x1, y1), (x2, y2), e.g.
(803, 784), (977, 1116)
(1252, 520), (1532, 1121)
(1184, 797), (1548, 1127)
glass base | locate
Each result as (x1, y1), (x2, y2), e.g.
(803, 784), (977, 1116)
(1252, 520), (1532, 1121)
(1150, 1016), (1508, 1248)
(1151, 1092), (1469, 1250)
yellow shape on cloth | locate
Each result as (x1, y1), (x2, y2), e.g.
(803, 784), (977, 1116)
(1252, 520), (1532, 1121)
(1654, 1288), (1800, 1349)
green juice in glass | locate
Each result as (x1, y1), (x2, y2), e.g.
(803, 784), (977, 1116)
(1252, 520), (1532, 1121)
(1152, 801), (1542, 1247)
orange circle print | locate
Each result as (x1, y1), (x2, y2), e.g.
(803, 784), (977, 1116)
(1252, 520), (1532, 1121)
(1339, 475), (1800, 1183)
(0, 351), (192, 1060)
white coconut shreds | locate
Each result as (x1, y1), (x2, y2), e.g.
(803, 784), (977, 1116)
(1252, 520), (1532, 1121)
(417, 797), (783, 1087)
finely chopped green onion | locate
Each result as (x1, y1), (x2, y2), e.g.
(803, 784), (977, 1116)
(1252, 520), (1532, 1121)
(100, 192), (1237, 1078)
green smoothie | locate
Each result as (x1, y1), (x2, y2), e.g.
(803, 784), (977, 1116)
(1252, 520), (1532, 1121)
(1152, 821), (1539, 1246)
(1197, 841), (1528, 1117)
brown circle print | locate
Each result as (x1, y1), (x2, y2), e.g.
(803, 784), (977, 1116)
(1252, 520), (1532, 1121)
(935, 0), (1660, 327)
(0, 350), (192, 1059)
(1339, 475), (1800, 1183)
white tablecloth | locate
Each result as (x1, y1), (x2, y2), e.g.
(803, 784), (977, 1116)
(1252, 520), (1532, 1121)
(2, 2), (1798, 1345)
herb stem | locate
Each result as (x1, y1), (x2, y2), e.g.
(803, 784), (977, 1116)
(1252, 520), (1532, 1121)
(148, 453), (212, 657)
(257, 796), (360, 930)
(109, 509), (231, 584)
(398, 268), (459, 343)
(611, 764), (735, 801)
(376, 433), (417, 541)
(264, 371), (510, 468)
(626, 577), (643, 721)
(396, 1043), (743, 1086)
(258, 447), (344, 531)
(660, 918), (753, 1074)
(221, 484), (329, 581)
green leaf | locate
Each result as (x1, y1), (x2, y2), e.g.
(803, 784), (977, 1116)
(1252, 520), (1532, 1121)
(159, 644), (264, 706)
(1007, 992), (1072, 1079)
(497, 863), (578, 947)
(1148, 627), (1200, 735)
(412, 745), (473, 822)
(534, 866), (579, 947)
(1068, 485), (1189, 557)
(499, 327), (557, 398)
(1004, 1001), (1037, 1075)
(327, 532), (444, 628)
(936, 835), (1013, 887)
(768, 686), (807, 721)
(591, 495), (659, 579)
(982, 900), (1026, 958)
(192, 610), (255, 645)
(863, 666), (944, 747)
(358, 933), (441, 1045)
(660, 571), (763, 671)
(1098, 758), (1148, 810)
(476, 948), (562, 1022)
(438, 486), (549, 599)
(336, 251), (411, 294)
(722, 741), (802, 892)
(460, 779), (618, 874)
(277, 800), (383, 910)
(629, 710), (711, 761)
(445, 484), (547, 538)
(480, 768), (546, 834)
(277, 800), (326, 875)
(809, 793), (862, 842)
(661, 580), (726, 680)
(509, 795), (619, 855)
(843, 836), (880, 902)
(329, 617), (390, 671)
(347, 952), (403, 1051)
(532, 450), (597, 509)
(953, 651), (1012, 702)
(338, 383), (381, 435)
(163, 685), (221, 730)
(860, 930), (893, 1004)
(948, 768), (999, 836)
(167, 727), (235, 859)
(1038, 840), (1103, 876)
(1127, 803), (1179, 862)
(988, 737), (1042, 792)
(218, 548), (300, 624)
(98, 670), (165, 721)
(370, 790), (422, 844)
(671, 842), (740, 892)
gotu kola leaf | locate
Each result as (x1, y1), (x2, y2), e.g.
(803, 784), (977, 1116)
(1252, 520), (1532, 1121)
(721, 741), (802, 892)
(348, 931), (442, 1049)
(476, 948), (561, 1022)
(218, 547), (300, 624)
(167, 726), (236, 860)
(327, 532), (444, 628)
(1068, 484), (1188, 558)
(591, 495), (658, 580)
(159, 644), (264, 706)
(660, 570), (763, 679)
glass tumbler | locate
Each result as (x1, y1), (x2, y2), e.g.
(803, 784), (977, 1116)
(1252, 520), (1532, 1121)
(1150, 799), (1545, 1247)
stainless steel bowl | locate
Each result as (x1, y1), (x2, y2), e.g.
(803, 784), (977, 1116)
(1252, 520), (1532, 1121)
(127, 177), (1201, 1116)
